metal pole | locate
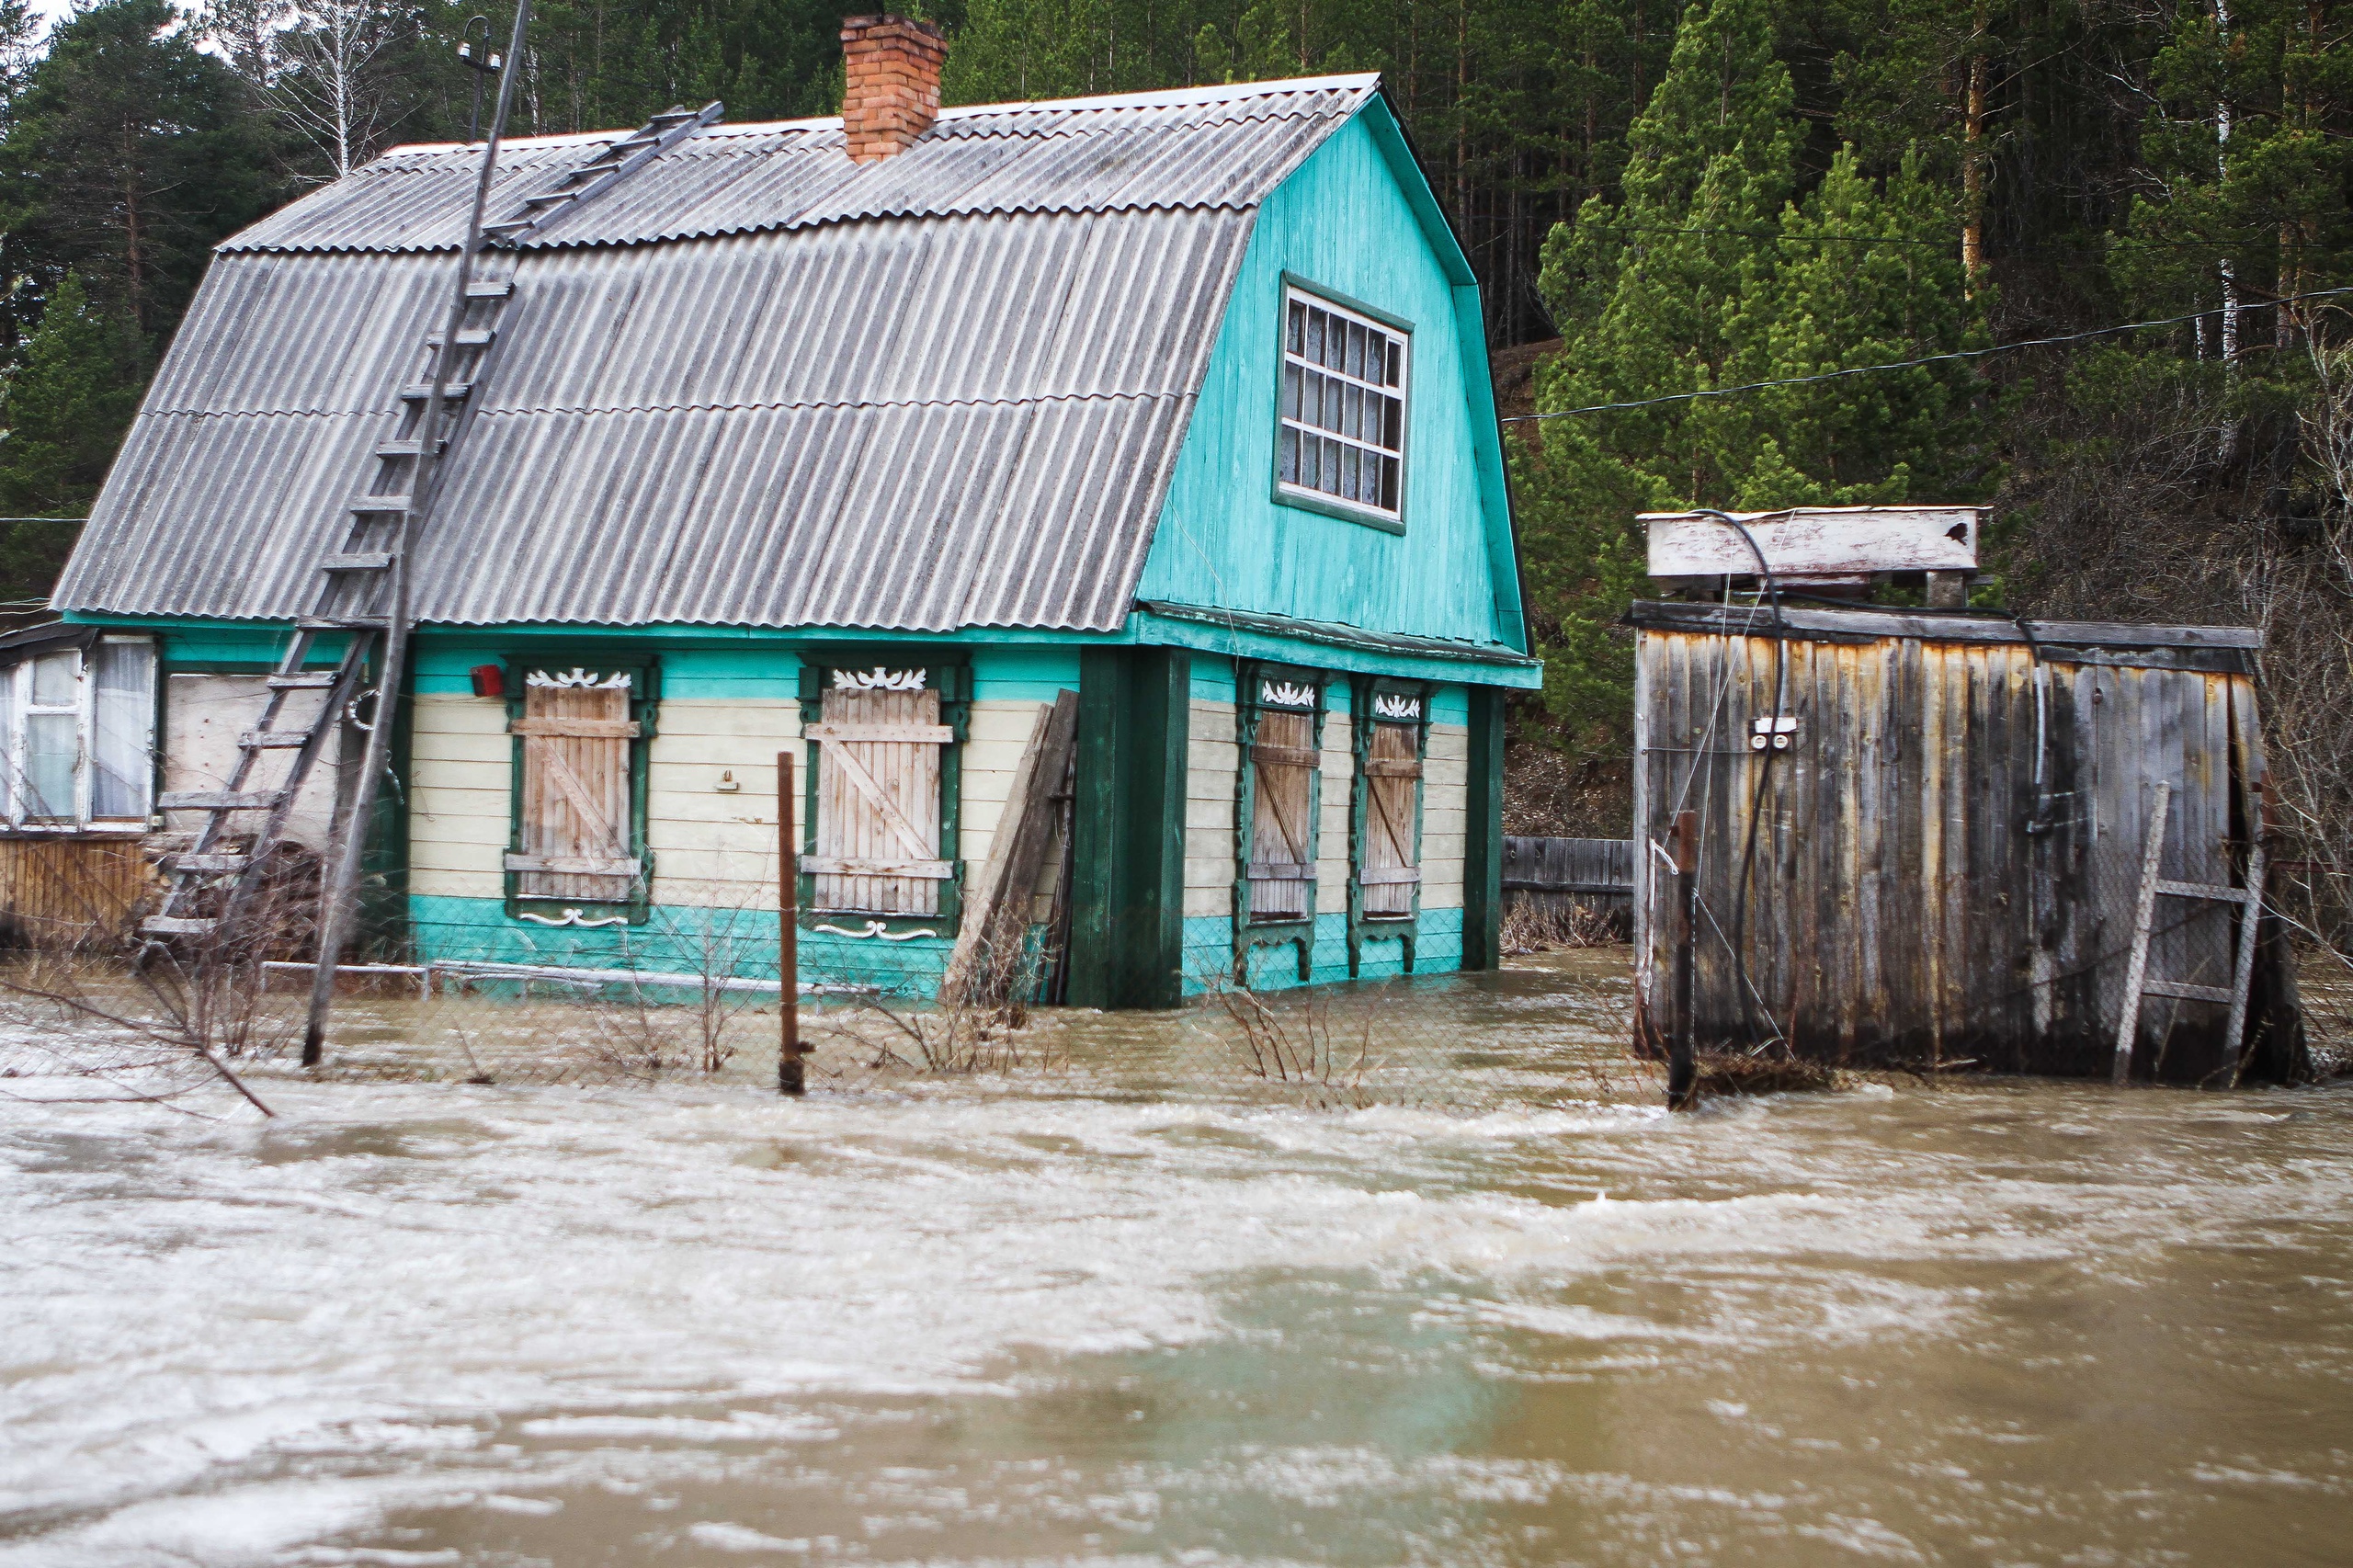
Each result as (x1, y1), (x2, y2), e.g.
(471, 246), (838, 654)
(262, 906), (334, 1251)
(778, 749), (803, 1096)
(1668, 809), (1699, 1110)
(302, 0), (533, 1067)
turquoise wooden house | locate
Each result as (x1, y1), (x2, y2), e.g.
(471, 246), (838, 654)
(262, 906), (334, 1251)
(41, 22), (1537, 1007)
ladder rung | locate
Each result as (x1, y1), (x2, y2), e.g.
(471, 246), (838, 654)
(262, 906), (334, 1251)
(267, 671), (339, 688)
(425, 328), (496, 349)
(373, 439), (441, 460)
(398, 382), (472, 403)
(483, 220), (532, 236)
(142, 916), (217, 937)
(648, 108), (698, 123)
(319, 552), (393, 573)
(463, 279), (515, 299)
(298, 616), (387, 631)
(240, 730), (313, 748)
(349, 494), (412, 515)
(2154, 879), (2253, 904)
(158, 790), (282, 812)
(2142, 979), (2234, 1005)
(522, 190), (578, 209)
(167, 853), (248, 874)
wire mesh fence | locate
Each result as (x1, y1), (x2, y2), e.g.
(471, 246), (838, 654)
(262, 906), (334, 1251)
(0, 899), (1654, 1113)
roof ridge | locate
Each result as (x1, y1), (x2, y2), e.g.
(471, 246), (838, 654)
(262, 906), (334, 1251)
(373, 73), (1379, 161)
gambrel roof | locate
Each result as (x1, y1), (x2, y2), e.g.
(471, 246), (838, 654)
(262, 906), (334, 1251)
(53, 76), (1381, 632)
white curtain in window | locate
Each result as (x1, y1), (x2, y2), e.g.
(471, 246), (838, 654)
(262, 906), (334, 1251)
(92, 641), (154, 819)
(24, 651), (79, 819)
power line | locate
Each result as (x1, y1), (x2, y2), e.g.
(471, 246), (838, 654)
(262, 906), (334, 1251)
(1502, 284), (2353, 422)
(1574, 218), (2329, 256)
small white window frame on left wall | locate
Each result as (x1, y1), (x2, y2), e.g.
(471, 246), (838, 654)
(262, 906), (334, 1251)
(0, 635), (157, 828)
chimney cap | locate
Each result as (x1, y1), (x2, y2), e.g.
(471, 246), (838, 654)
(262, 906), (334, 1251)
(841, 14), (945, 42)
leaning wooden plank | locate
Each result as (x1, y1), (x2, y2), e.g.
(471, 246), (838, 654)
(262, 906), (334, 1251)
(2112, 781), (2172, 1085)
(942, 690), (1079, 1006)
(159, 790), (282, 811)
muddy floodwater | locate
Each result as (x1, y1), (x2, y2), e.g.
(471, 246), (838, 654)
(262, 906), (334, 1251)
(4, 953), (2351, 1566)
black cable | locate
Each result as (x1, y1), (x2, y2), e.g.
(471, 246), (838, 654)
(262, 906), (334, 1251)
(1503, 283), (2353, 423)
(1684, 508), (1787, 1053)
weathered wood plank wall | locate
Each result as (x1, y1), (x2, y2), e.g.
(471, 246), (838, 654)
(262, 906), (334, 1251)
(0, 835), (153, 948)
(1631, 611), (2281, 1083)
(1502, 836), (1633, 926)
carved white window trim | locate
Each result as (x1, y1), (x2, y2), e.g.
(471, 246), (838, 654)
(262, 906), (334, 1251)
(832, 666), (927, 692)
(527, 668), (632, 690)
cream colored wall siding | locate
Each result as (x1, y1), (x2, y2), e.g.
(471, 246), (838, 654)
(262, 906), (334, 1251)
(1420, 721), (1468, 908)
(1185, 699), (1238, 919)
(643, 699), (799, 909)
(1314, 692), (1354, 906)
(164, 675), (343, 849)
(408, 692), (513, 900)
(413, 694), (1067, 911)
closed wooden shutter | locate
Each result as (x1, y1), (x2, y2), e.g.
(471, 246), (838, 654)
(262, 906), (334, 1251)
(507, 673), (641, 903)
(807, 682), (950, 915)
(1248, 710), (1317, 922)
(1360, 720), (1422, 917)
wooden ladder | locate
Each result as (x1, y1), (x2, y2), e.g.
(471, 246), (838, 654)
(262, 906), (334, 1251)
(139, 101), (722, 956)
(2110, 779), (2267, 1085)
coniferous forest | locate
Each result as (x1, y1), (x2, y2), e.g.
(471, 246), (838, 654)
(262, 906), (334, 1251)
(0, 0), (2347, 937)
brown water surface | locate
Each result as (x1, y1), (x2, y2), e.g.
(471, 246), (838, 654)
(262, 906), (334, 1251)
(3, 952), (2347, 1566)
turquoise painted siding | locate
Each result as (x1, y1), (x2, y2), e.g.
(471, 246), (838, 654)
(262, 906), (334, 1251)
(1136, 104), (1521, 653)
(1181, 907), (1467, 994)
(411, 894), (953, 996)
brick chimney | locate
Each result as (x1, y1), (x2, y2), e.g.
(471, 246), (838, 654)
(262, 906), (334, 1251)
(840, 15), (947, 164)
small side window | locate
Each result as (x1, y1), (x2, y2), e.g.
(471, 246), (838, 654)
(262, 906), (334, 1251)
(22, 650), (81, 820)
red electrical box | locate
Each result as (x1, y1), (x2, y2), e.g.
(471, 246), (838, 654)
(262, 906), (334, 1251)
(469, 664), (505, 699)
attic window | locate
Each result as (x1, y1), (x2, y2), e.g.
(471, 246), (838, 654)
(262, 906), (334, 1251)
(1277, 281), (1409, 530)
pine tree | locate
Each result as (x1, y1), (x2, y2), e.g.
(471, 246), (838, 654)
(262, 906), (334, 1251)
(0, 274), (138, 607)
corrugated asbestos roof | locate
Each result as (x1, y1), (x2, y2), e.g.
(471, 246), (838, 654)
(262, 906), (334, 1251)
(56, 76), (1378, 631)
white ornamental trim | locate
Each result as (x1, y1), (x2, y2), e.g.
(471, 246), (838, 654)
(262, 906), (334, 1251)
(527, 668), (631, 690)
(1372, 693), (1423, 721)
(833, 667), (927, 692)
(812, 919), (939, 941)
(1259, 679), (1317, 710)
(516, 906), (632, 927)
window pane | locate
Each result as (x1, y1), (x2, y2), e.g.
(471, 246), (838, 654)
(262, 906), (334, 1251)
(1381, 456), (1400, 511)
(1387, 341), (1403, 386)
(1304, 309), (1324, 365)
(1279, 426), (1300, 483)
(1282, 363), (1301, 419)
(30, 651), (76, 708)
(1381, 394), (1403, 451)
(92, 642), (153, 818)
(1348, 323), (1367, 380)
(25, 712), (75, 817)
(1342, 384), (1359, 440)
(1287, 300), (1304, 354)
(1340, 444), (1358, 499)
(0, 670), (12, 817)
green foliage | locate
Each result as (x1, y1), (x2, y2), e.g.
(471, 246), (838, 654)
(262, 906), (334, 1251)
(0, 274), (138, 603)
(1520, 0), (1993, 759)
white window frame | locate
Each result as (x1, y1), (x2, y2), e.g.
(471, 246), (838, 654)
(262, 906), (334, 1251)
(1, 636), (156, 829)
(1276, 279), (1411, 530)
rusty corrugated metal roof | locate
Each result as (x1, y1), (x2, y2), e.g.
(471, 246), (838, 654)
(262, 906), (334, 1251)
(56, 78), (1372, 631)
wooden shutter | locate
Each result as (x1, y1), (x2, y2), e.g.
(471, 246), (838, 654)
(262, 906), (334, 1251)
(807, 681), (950, 915)
(507, 673), (641, 903)
(1248, 710), (1317, 922)
(1359, 720), (1422, 917)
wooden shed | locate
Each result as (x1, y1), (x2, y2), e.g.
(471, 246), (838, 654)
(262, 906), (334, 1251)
(1629, 599), (2306, 1084)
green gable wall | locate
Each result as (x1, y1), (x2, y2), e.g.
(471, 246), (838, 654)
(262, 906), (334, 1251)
(1134, 100), (1525, 660)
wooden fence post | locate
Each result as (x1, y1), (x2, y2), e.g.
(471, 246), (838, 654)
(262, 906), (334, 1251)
(1669, 810), (1699, 1110)
(779, 749), (803, 1097)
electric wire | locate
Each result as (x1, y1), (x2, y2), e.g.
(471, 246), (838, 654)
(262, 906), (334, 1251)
(1502, 283), (2353, 423)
